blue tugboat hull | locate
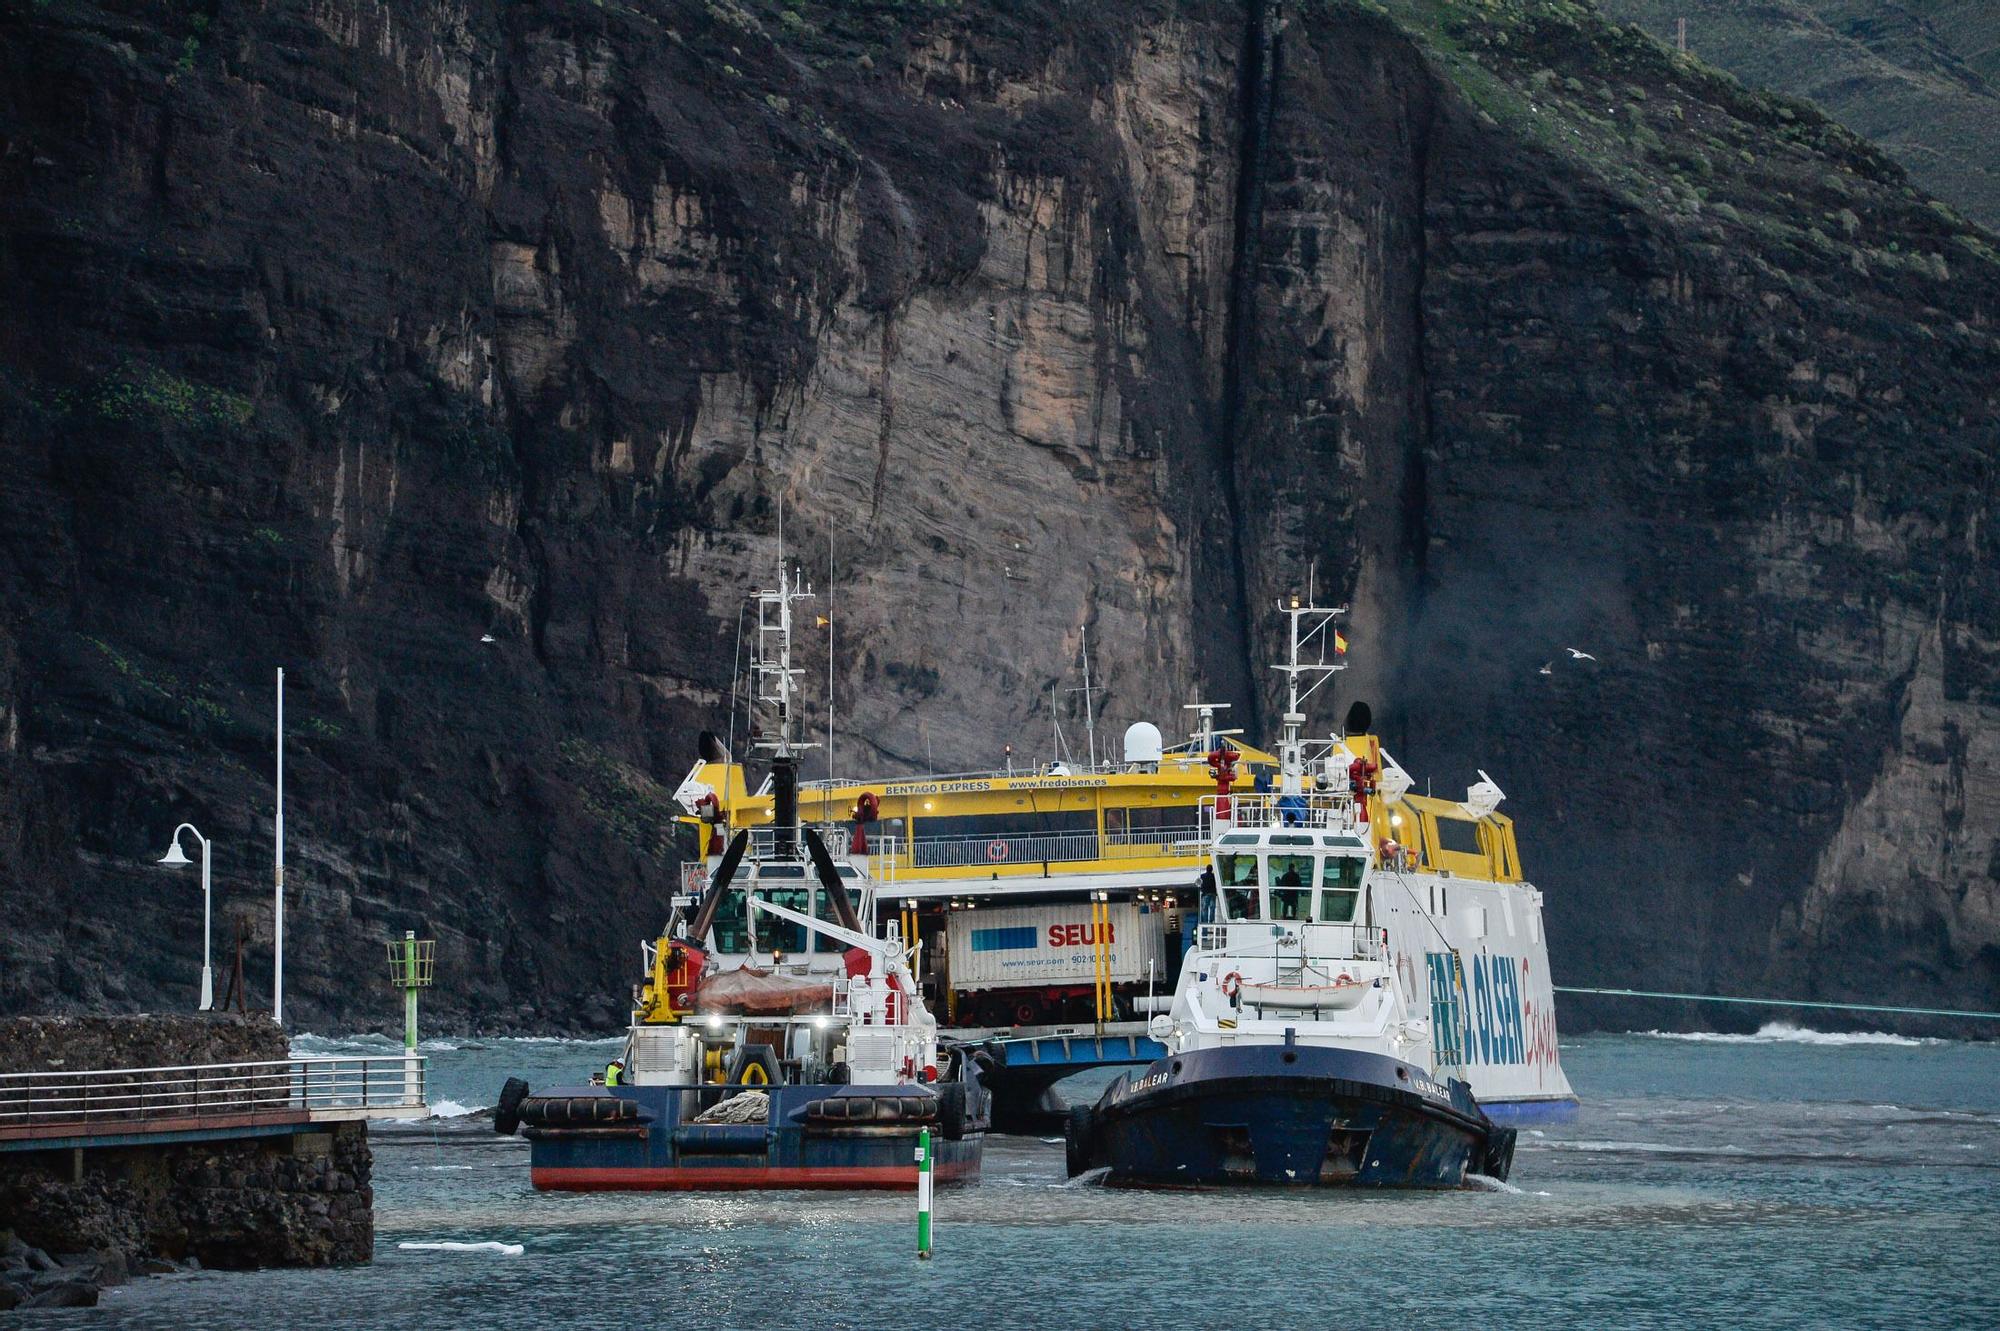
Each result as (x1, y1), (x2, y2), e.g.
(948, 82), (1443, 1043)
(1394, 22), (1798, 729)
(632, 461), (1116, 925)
(1075, 1044), (1509, 1189)
(522, 1083), (984, 1191)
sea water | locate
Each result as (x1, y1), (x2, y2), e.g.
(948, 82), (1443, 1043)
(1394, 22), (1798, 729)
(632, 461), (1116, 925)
(67, 1028), (2000, 1330)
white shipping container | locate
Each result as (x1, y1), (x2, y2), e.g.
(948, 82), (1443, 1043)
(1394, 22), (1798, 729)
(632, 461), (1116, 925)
(945, 902), (1169, 991)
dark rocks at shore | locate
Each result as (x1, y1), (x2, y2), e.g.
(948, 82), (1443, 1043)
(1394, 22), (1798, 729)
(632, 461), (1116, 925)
(0, 1012), (288, 1074)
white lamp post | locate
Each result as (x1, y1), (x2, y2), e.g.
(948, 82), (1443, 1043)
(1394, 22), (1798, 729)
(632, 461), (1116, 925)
(158, 823), (213, 1011)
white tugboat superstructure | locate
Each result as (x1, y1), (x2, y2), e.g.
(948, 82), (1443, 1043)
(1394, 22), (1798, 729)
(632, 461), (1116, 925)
(1066, 592), (1523, 1188)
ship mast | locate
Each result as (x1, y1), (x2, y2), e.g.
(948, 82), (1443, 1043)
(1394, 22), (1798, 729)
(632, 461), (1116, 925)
(1272, 591), (1346, 796)
(753, 546), (817, 857)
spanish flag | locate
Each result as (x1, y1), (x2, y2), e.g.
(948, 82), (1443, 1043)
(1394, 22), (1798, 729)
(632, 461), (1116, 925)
(1334, 630), (1348, 656)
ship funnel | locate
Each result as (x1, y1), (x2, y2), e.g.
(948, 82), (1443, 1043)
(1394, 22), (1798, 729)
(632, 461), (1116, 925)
(772, 753), (799, 858)
(1343, 701), (1372, 736)
(1122, 722), (1163, 768)
(698, 730), (731, 763)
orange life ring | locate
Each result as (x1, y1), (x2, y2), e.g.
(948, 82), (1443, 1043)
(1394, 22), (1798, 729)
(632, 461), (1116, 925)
(1221, 971), (1243, 999)
(986, 840), (1010, 862)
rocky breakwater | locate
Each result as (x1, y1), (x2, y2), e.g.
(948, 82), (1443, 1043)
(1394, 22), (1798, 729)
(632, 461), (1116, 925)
(0, 1015), (374, 1309)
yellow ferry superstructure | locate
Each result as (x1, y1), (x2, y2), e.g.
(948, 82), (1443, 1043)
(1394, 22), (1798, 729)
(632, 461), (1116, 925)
(670, 737), (1528, 898)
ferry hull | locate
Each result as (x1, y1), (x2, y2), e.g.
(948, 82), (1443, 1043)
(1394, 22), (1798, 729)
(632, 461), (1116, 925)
(1072, 1045), (1510, 1190)
(522, 1083), (984, 1192)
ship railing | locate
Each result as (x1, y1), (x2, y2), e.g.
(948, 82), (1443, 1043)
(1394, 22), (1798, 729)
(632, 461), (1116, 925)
(0, 1056), (427, 1133)
(795, 753), (1215, 792)
(1200, 793), (1361, 834)
(1103, 823), (1206, 850)
(1194, 922), (1386, 962)
(910, 829), (1103, 869)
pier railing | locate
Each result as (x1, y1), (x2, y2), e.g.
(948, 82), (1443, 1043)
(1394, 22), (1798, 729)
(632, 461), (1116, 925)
(0, 1056), (427, 1137)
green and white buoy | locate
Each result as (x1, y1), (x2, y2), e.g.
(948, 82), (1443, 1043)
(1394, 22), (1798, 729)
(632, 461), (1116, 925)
(916, 1126), (933, 1259)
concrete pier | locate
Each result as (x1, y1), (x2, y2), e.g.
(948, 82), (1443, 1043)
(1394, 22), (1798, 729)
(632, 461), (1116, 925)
(0, 1015), (422, 1308)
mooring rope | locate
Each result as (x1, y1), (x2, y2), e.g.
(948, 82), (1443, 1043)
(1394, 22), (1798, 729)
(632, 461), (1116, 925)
(1553, 986), (2000, 1022)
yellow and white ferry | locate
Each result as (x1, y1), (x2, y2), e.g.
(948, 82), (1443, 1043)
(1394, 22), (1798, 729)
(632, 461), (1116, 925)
(669, 589), (1576, 1124)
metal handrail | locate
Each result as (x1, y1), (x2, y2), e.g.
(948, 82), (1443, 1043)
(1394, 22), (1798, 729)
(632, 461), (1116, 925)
(1202, 792), (1361, 832)
(0, 1056), (426, 1130)
(911, 829), (1103, 869)
(1194, 922), (1386, 960)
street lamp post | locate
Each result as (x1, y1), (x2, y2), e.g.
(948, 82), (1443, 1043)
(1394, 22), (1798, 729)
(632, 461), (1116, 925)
(158, 823), (213, 1011)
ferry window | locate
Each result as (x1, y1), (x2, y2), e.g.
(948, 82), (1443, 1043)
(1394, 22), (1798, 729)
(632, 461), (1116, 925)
(1108, 805), (1201, 843)
(1268, 854), (1312, 888)
(1435, 818), (1484, 856)
(1218, 834), (1258, 846)
(920, 810), (1096, 839)
(1270, 835), (1316, 846)
(1269, 887), (1311, 921)
(1220, 853), (1260, 887)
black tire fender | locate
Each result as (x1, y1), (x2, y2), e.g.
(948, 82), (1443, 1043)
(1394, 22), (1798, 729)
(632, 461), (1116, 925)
(494, 1077), (530, 1136)
(937, 1082), (968, 1141)
(1064, 1103), (1096, 1177)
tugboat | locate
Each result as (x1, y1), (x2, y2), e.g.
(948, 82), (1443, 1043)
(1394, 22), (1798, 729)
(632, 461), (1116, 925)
(1065, 594), (1517, 1188)
(495, 562), (989, 1189)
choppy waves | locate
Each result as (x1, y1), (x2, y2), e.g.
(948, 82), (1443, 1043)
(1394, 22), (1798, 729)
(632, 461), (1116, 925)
(1636, 1022), (1946, 1048)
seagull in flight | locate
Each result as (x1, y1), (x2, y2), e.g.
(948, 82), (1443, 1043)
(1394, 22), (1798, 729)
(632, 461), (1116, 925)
(1538, 662), (1553, 676)
(480, 633), (496, 645)
(1564, 647), (1596, 661)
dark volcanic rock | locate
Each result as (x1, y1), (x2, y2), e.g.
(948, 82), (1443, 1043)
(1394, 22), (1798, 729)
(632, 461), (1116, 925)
(0, 0), (1995, 1033)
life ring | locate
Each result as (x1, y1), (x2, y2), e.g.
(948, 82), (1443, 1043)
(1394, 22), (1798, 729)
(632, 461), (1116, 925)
(1220, 971), (1243, 999)
(986, 840), (1010, 862)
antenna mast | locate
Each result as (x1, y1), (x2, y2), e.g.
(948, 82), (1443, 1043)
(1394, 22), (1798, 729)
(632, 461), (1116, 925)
(1066, 625), (1103, 769)
(1272, 589), (1347, 795)
(753, 537), (817, 856)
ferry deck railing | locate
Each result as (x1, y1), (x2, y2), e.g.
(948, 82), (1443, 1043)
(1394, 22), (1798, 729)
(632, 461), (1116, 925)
(0, 1056), (428, 1137)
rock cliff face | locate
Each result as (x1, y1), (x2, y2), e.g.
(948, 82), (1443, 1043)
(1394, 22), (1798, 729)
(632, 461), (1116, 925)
(0, 0), (1995, 1032)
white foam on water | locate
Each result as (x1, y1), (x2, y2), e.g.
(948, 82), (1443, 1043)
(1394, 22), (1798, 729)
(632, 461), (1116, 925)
(1636, 1022), (1944, 1048)
(1063, 1166), (1114, 1188)
(427, 1099), (488, 1119)
(1465, 1173), (1524, 1193)
(399, 1241), (523, 1256)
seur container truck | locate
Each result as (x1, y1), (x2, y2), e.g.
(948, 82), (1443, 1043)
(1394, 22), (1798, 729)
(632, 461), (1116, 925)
(943, 901), (1172, 1027)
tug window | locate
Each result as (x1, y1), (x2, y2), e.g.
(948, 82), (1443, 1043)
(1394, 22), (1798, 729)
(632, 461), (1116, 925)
(1320, 855), (1364, 923)
(1220, 853), (1260, 886)
(1269, 887), (1311, 921)
(1268, 855), (1313, 888)
(709, 889), (751, 954)
(757, 886), (813, 954)
(1220, 854), (1261, 920)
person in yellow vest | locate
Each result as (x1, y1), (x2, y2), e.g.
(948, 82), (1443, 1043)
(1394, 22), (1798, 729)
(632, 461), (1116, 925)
(604, 1059), (624, 1087)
